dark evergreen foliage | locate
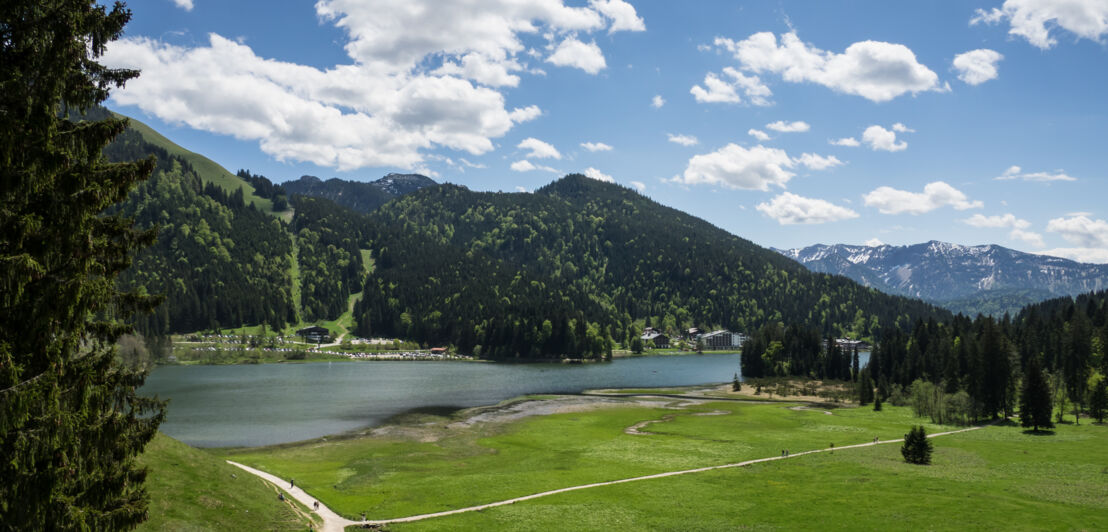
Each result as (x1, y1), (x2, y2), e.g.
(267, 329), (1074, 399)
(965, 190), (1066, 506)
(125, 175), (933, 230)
(292, 197), (370, 321)
(1089, 379), (1107, 424)
(0, 1), (164, 527)
(1020, 356), (1054, 431)
(901, 425), (933, 464)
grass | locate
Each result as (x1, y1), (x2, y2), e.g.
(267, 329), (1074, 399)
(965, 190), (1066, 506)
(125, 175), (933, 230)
(387, 420), (1108, 531)
(227, 400), (960, 521)
(138, 433), (311, 531)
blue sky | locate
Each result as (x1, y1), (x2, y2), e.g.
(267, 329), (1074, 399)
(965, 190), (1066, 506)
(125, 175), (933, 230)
(102, 1), (1108, 261)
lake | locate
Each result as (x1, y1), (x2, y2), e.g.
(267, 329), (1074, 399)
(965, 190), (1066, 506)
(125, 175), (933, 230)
(142, 354), (745, 448)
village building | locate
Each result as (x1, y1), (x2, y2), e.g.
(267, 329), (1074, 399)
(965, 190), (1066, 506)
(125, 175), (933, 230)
(640, 329), (669, 349)
(699, 329), (745, 350)
(296, 326), (331, 344)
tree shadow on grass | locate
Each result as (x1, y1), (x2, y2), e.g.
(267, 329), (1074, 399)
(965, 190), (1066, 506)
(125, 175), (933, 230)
(1021, 428), (1056, 436)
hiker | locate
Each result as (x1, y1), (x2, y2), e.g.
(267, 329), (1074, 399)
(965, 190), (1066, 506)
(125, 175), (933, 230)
(830, 442), (834, 453)
(278, 493), (285, 502)
(314, 501), (320, 511)
(290, 478), (295, 488)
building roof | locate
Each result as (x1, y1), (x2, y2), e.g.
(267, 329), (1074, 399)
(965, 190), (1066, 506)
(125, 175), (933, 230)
(296, 326), (330, 335)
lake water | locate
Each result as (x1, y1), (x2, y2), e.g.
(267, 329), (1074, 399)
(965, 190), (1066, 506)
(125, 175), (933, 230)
(142, 354), (746, 448)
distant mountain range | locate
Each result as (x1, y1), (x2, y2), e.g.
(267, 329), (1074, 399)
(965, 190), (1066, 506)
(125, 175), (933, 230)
(282, 173), (437, 214)
(776, 241), (1108, 316)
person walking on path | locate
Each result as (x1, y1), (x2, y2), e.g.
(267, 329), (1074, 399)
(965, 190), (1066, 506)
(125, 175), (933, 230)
(291, 478), (295, 488)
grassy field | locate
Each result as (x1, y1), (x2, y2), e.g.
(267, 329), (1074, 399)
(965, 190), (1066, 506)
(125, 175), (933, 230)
(138, 433), (313, 531)
(228, 400), (957, 519)
(224, 397), (1107, 530)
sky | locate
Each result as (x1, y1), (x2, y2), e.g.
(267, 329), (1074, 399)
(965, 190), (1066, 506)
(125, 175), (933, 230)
(101, 0), (1108, 262)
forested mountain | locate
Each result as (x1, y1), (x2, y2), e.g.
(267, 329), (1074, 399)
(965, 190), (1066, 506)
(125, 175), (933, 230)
(105, 123), (297, 335)
(354, 174), (949, 358)
(281, 173), (437, 214)
(291, 197), (372, 321)
(778, 241), (1108, 316)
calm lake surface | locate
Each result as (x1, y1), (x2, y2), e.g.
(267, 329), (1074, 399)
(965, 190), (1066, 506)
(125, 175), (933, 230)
(142, 354), (748, 448)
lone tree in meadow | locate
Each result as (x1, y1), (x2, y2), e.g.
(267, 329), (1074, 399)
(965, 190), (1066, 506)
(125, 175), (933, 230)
(1019, 357), (1054, 432)
(1, 0), (164, 528)
(732, 373), (741, 392)
(901, 426), (933, 465)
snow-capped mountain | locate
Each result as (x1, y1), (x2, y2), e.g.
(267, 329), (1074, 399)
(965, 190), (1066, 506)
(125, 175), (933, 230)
(776, 241), (1108, 315)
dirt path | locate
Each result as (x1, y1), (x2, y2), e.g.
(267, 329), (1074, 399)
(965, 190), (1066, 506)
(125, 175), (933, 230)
(230, 421), (993, 528)
(226, 461), (355, 532)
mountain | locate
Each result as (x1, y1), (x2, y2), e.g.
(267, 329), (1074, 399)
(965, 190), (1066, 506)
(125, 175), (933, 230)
(353, 174), (948, 358)
(281, 173), (437, 214)
(777, 241), (1108, 316)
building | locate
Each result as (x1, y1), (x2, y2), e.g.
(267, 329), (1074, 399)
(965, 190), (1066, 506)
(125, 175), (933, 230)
(296, 326), (331, 344)
(640, 329), (669, 349)
(699, 329), (744, 350)
(430, 347), (447, 355)
(686, 327), (702, 339)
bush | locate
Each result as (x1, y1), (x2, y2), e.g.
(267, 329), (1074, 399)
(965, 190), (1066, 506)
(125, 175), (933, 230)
(901, 425), (933, 465)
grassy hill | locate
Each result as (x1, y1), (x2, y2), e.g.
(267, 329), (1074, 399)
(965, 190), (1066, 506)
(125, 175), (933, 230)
(113, 111), (280, 217)
(138, 433), (311, 531)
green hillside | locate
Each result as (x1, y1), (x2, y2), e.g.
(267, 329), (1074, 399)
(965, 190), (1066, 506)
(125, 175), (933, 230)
(113, 111), (279, 216)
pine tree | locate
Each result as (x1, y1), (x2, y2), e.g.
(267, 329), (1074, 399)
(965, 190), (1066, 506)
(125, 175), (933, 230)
(1088, 378), (1107, 424)
(901, 425), (933, 465)
(1019, 357), (1054, 432)
(732, 372), (741, 392)
(1, 1), (164, 528)
(873, 394), (883, 411)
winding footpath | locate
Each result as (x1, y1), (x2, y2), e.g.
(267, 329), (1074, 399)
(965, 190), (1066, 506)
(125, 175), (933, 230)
(230, 422), (991, 529)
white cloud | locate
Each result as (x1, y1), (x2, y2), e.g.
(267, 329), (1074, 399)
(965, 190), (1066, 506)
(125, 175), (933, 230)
(629, 180), (646, 192)
(547, 37), (607, 74)
(1047, 215), (1108, 247)
(830, 137), (861, 147)
(963, 213), (1044, 247)
(510, 159), (558, 173)
(583, 167), (614, 182)
(518, 137), (562, 159)
(891, 122), (915, 133)
(651, 94), (665, 108)
(713, 31), (941, 102)
(795, 153), (843, 170)
(515, 186), (530, 193)
(864, 238), (885, 247)
(589, 0), (646, 33)
(690, 67), (771, 105)
(103, 0), (639, 171)
(766, 120), (810, 133)
(580, 141), (613, 152)
(756, 192), (859, 225)
(674, 144), (795, 190)
(1035, 248), (1108, 264)
(748, 129), (771, 141)
(172, 0), (193, 10)
(862, 125), (909, 152)
(952, 49), (1004, 85)
(963, 213), (1031, 229)
(863, 181), (984, 214)
(995, 165), (1077, 181)
(971, 0), (1108, 49)
(667, 133), (699, 146)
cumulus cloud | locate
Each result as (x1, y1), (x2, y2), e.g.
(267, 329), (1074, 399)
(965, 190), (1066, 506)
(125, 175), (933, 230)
(1047, 215), (1108, 248)
(518, 137), (562, 159)
(863, 181), (984, 214)
(172, 0), (193, 10)
(748, 129), (771, 141)
(862, 125), (909, 152)
(971, 0), (1108, 49)
(651, 94), (665, 108)
(103, 0), (640, 171)
(864, 238), (885, 247)
(995, 165), (1076, 181)
(690, 67), (772, 105)
(667, 133), (699, 146)
(583, 167), (615, 182)
(712, 31), (941, 102)
(510, 159), (559, 173)
(589, 0), (646, 33)
(580, 141), (613, 152)
(766, 120), (810, 133)
(891, 123), (915, 133)
(830, 137), (861, 147)
(673, 144), (841, 190)
(952, 49), (1004, 85)
(547, 37), (607, 74)
(963, 213), (1044, 247)
(795, 153), (844, 170)
(629, 180), (646, 192)
(756, 192), (859, 225)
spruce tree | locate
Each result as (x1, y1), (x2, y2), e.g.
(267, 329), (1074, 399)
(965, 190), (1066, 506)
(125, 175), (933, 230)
(1019, 357), (1054, 432)
(901, 425), (932, 465)
(1088, 378), (1106, 424)
(732, 372), (741, 392)
(1, 1), (164, 528)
